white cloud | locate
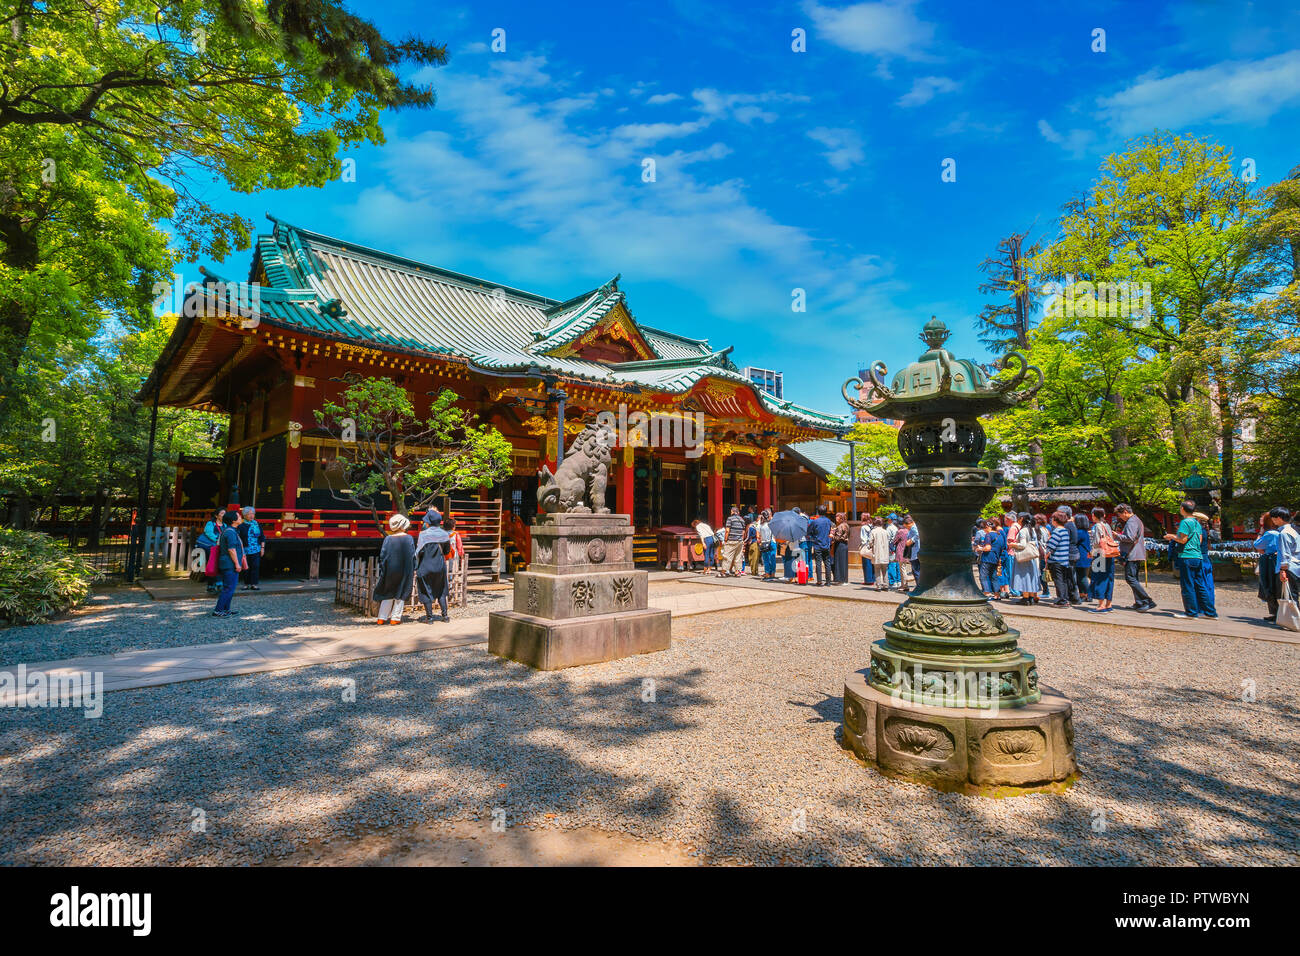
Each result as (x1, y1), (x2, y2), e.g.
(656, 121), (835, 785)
(337, 54), (903, 333)
(935, 112), (1005, 137)
(802, 0), (936, 60)
(1037, 119), (1095, 158)
(1096, 50), (1300, 136)
(896, 75), (958, 107)
(807, 126), (866, 171)
(690, 88), (809, 124)
(646, 92), (682, 105)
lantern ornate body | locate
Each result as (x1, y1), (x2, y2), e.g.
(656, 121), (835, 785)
(838, 319), (1077, 793)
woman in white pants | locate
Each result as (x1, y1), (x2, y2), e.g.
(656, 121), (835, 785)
(373, 514), (416, 623)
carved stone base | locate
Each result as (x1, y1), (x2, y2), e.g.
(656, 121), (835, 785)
(841, 672), (1078, 795)
(488, 607), (672, 670)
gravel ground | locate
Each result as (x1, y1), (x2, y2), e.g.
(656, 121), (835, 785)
(0, 589), (513, 665)
(2, 597), (1295, 866)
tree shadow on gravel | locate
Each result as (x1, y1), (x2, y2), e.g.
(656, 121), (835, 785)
(0, 591), (512, 665)
(0, 648), (711, 865)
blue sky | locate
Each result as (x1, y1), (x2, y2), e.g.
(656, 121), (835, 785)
(186, 0), (1300, 417)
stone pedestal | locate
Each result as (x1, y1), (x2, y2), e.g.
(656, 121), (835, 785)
(841, 672), (1078, 795)
(488, 513), (671, 669)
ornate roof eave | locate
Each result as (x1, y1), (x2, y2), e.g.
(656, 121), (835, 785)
(612, 346), (735, 371)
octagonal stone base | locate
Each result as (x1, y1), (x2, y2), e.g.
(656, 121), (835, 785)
(489, 608), (671, 670)
(841, 671), (1078, 796)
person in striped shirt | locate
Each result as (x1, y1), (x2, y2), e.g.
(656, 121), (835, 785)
(1046, 512), (1073, 608)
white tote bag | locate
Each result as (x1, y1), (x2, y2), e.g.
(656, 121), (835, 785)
(1278, 579), (1300, 632)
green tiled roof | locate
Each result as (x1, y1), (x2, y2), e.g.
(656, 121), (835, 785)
(241, 216), (842, 428)
(784, 438), (853, 477)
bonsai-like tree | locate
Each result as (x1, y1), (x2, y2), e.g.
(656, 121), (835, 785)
(315, 375), (512, 530)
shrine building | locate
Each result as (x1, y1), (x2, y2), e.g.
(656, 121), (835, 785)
(141, 216), (852, 565)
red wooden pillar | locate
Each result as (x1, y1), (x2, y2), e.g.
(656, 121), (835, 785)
(708, 454), (723, 529)
(283, 375), (311, 513)
(617, 446), (634, 521)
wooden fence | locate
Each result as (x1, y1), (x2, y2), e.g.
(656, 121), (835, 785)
(335, 552), (469, 617)
(139, 526), (193, 577)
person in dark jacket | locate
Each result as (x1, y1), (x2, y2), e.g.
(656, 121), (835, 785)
(415, 510), (453, 623)
(808, 506), (833, 586)
(374, 513), (416, 624)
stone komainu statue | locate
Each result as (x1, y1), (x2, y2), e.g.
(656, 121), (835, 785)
(537, 422), (615, 514)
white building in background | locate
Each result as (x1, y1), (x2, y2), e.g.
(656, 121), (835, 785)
(743, 366), (783, 399)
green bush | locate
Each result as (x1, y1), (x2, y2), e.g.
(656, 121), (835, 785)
(0, 529), (101, 626)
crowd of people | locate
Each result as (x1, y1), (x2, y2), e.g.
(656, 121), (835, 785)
(970, 504), (1154, 614)
(198, 505), (265, 618)
(693, 507), (920, 589)
(197, 506), (465, 622)
(688, 499), (1300, 627)
(1251, 506), (1300, 625)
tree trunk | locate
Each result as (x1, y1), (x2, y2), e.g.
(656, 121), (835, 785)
(0, 211), (38, 424)
(87, 489), (106, 549)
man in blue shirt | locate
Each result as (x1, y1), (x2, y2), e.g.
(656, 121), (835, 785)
(214, 511), (246, 617)
(1163, 499), (1215, 619)
(808, 506), (833, 586)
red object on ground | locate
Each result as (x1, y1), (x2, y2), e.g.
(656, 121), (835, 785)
(796, 560), (809, 585)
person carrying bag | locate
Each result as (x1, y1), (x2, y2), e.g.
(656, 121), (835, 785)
(1278, 578), (1300, 632)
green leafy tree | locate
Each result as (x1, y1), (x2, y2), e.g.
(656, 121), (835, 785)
(827, 423), (904, 493)
(1238, 167), (1300, 510)
(0, 316), (224, 538)
(316, 376), (513, 529)
(977, 230), (1047, 486)
(1031, 132), (1275, 515)
(986, 311), (1198, 528)
(0, 0), (446, 421)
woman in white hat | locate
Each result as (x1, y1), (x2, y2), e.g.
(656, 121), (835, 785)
(373, 513), (416, 624)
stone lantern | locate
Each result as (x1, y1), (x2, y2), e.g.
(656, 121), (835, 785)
(839, 318), (1078, 793)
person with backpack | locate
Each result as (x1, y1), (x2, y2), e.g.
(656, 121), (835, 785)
(415, 510), (453, 623)
(1163, 500), (1216, 619)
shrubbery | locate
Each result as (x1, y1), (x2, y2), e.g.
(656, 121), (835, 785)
(0, 529), (101, 626)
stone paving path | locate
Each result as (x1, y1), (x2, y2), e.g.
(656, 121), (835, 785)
(139, 576), (334, 601)
(647, 570), (1300, 645)
(0, 585), (802, 701)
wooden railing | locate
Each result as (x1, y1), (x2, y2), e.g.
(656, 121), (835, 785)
(335, 552), (469, 615)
